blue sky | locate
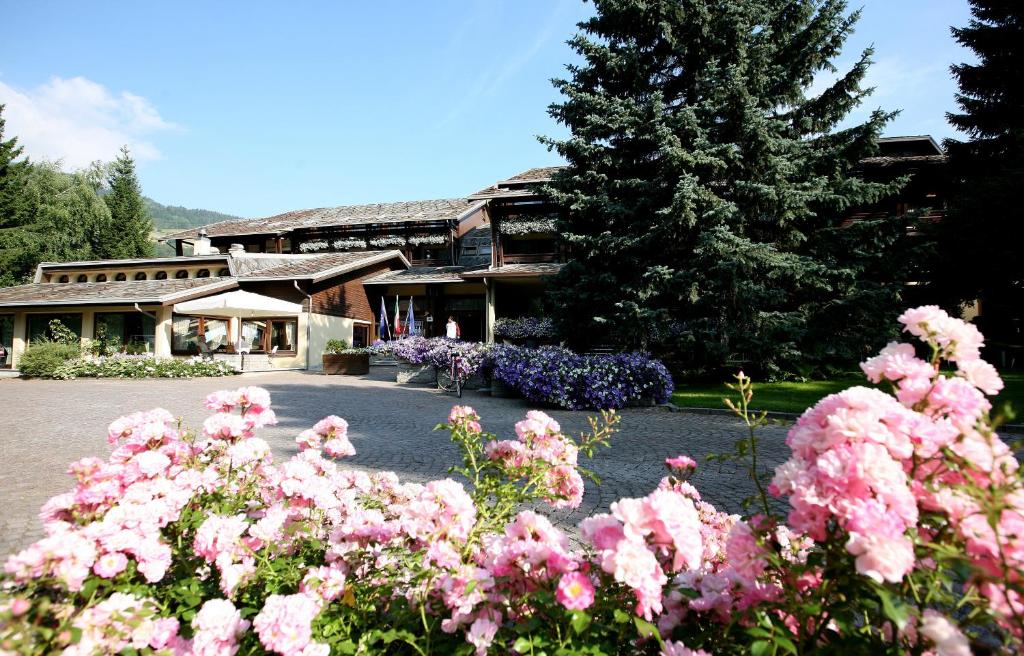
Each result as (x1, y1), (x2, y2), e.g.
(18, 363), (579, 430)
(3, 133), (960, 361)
(0, 0), (972, 218)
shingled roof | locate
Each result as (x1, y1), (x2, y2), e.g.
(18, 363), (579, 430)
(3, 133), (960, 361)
(363, 265), (487, 285)
(162, 199), (484, 241)
(0, 278), (237, 308)
(460, 263), (565, 278)
(468, 166), (564, 201)
(240, 250), (408, 282)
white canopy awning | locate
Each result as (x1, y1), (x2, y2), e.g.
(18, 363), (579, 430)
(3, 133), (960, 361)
(173, 290), (302, 318)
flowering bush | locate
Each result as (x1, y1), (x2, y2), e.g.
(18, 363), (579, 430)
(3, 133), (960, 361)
(0, 388), (622, 655)
(488, 344), (673, 410)
(3, 306), (1023, 656)
(494, 316), (557, 341)
(366, 340), (393, 357)
(392, 336), (490, 378)
(48, 354), (237, 379)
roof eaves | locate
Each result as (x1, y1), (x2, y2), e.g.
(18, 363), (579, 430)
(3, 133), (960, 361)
(159, 279), (239, 305)
(309, 250), (410, 284)
(453, 200), (487, 222)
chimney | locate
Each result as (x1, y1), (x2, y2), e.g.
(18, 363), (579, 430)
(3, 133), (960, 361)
(194, 228), (211, 256)
(228, 243), (246, 257)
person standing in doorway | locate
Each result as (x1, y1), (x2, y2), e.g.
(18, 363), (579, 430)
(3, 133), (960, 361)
(446, 315), (460, 340)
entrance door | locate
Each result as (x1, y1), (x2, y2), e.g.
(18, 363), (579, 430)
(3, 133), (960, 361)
(0, 315), (12, 368)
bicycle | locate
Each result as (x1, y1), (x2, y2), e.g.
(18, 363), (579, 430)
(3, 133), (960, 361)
(436, 354), (463, 398)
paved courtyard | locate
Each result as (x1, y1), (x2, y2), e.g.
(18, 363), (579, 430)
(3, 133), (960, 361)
(0, 368), (792, 557)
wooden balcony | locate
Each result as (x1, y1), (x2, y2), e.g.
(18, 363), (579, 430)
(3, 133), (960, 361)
(501, 253), (561, 265)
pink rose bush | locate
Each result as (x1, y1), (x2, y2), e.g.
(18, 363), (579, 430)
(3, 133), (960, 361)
(1, 306), (1022, 654)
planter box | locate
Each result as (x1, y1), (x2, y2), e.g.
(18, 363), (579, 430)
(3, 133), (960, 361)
(396, 360), (436, 385)
(322, 353), (370, 375)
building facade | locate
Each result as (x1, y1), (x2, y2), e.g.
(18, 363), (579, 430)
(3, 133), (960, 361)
(0, 135), (946, 370)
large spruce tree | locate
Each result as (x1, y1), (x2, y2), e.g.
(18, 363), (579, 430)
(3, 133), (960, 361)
(541, 0), (906, 377)
(932, 1), (1023, 338)
(103, 146), (154, 259)
(0, 104), (30, 229)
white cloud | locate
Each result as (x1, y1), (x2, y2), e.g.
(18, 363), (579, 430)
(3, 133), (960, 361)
(0, 76), (180, 169)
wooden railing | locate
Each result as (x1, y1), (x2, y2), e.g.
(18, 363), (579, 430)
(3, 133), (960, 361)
(501, 253), (560, 264)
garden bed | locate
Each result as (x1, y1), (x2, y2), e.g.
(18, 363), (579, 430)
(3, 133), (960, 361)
(322, 353), (370, 375)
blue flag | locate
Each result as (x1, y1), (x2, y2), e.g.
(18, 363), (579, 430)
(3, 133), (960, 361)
(405, 297), (415, 336)
(378, 297), (391, 341)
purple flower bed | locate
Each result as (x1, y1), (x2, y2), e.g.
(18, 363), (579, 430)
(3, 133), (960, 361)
(494, 316), (557, 341)
(487, 344), (673, 410)
(392, 336), (489, 378)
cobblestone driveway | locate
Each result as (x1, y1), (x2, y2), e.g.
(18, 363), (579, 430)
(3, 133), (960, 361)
(0, 368), (792, 557)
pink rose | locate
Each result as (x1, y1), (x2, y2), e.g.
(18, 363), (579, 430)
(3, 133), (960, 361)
(556, 572), (595, 610)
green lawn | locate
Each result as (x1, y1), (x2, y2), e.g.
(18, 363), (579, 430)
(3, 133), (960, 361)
(672, 372), (1024, 418)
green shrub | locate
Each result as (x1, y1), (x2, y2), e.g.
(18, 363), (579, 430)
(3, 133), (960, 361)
(18, 341), (82, 377)
(324, 339), (351, 354)
(52, 355), (237, 379)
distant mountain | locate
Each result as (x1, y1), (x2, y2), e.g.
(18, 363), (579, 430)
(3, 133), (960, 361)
(144, 197), (244, 232)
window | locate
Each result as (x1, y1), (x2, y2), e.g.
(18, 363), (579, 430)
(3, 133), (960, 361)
(175, 270), (189, 279)
(155, 271), (168, 280)
(95, 274), (108, 282)
(115, 272), (127, 281)
(27, 313), (82, 344)
(134, 272), (147, 281)
(240, 320), (268, 352)
(76, 274), (88, 282)
(196, 269), (210, 278)
(172, 315), (229, 354)
(95, 312), (156, 353)
(58, 275), (70, 283)
(217, 268), (231, 277)
(238, 318), (298, 354)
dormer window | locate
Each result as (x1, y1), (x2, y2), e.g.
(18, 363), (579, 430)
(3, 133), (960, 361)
(134, 272), (147, 281)
(58, 275), (70, 283)
(115, 273), (127, 281)
(77, 274), (88, 283)
(196, 269), (210, 278)
(155, 271), (168, 280)
(218, 268), (231, 277)
(175, 270), (189, 279)
(96, 274), (107, 282)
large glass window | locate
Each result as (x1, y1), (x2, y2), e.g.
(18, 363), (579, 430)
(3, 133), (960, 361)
(27, 313), (82, 344)
(240, 320), (268, 352)
(238, 318), (297, 353)
(95, 312), (156, 354)
(172, 315), (229, 354)
(270, 319), (297, 352)
(0, 315), (13, 368)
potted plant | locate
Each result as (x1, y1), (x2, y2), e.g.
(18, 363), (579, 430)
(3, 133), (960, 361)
(322, 339), (370, 375)
(390, 336), (436, 385)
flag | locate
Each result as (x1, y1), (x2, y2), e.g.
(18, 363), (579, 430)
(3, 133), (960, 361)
(378, 297), (390, 341)
(394, 294), (402, 336)
(405, 297), (415, 336)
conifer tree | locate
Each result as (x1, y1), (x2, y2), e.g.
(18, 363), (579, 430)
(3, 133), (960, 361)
(103, 146), (154, 259)
(0, 105), (31, 229)
(0, 105), (33, 286)
(931, 1), (1023, 337)
(541, 0), (905, 377)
